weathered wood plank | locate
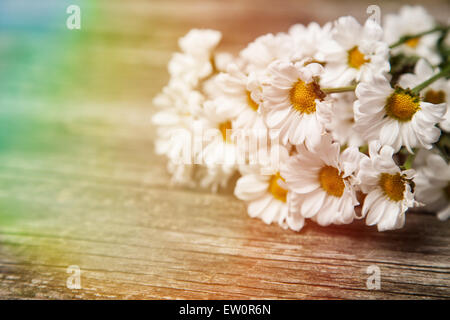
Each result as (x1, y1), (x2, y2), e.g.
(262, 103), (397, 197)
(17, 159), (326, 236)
(0, 0), (449, 299)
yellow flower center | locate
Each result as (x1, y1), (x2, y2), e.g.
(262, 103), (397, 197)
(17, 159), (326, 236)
(424, 89), (446, 104)
(379, 173), (406, 202)
(385, 89), (420, 122)
(405, 37), (420, 48)
(289, 80), (319, 114)
(348, 46), (370, 69)
(269, 172), (287, 202)
(219, 121), (232, 143)
(318, 166), (345, 197)
(246, 90), (259, 111)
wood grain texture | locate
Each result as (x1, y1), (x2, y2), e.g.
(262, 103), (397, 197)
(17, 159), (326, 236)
(0, 0), (449, 299)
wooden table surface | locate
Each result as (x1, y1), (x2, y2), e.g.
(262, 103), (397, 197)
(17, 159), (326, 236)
(0, 0), (449, 299)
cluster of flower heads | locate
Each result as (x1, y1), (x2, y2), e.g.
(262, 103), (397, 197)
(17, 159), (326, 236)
(153, 6), (450, 232)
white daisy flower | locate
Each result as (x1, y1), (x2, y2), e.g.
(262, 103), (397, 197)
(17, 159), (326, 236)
(168, 29), (222, 87)
(235, 145), (305, 231)
(326, 92), (365, 148)
(353, 73), (446, 152)
(399, 59), (450, 132)
(213, 52), (236, 72)
(152, 79), (203, 117)
(289, 22), (333, 62)
(414, 151), (450, 221)
(215, 64), (266, 132)
(262, 60), (332, 148)
(240, 32), (293, 76)
(201, 53), (240, 99)
(358, 141), (417, 231)
(281, 135), (362, 227)
(211, 63), (272, 165)
(321, 16), (390, 86)
(169, 52), (215, 89)
(178, 29), (222, 58)
(152, 80), (204, 186)
(152, 81), (203, 158)
(383, 5), (441, 65)
(195, 98), (240, 192)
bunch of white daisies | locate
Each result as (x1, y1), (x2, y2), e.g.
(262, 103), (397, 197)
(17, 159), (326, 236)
(153, 5), (450, 232)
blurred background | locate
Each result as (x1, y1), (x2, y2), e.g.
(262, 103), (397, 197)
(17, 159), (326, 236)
(0, 0), (449, 299)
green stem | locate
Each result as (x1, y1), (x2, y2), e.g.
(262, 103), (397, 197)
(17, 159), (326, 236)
(389, 25), (449, 49)
(359, 145), (368, 154)
(403, 152), (416, 170)
(321, 85), (357, 94)
(411, 64), (450, 95)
